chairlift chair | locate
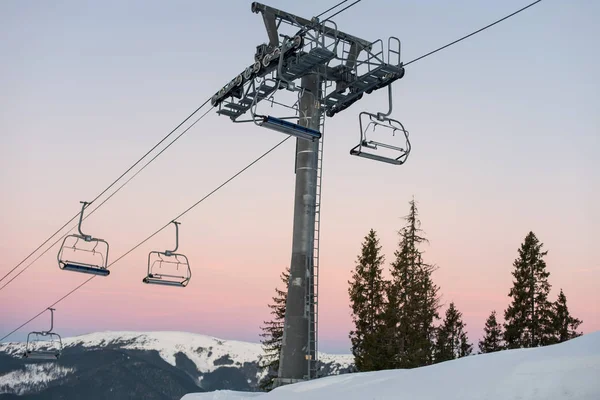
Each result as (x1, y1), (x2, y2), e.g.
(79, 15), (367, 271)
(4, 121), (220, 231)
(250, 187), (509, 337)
(249, 71), (322, 142)
(23, 308), (63, 360)
(256, 115), (322, 141)
(350, 84), (411, 165)
(143, 221), (191, 287)
(58, 201), (110, 276)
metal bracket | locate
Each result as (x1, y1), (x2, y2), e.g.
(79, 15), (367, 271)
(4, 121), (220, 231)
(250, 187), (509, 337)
(77, 201), (92, 241)
(43, 307), (56, 334)
(165, 221), (180, 257)
(214, 3), (405, 123)
(251, 2), (372, 49)
(262, 11), (279, 48)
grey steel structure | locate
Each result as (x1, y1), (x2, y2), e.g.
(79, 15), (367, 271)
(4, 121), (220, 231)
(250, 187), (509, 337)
(143, 221), (192, 287)
(212, 2), (408, 385)
(57, 201), (110, 277)
(352, 86), (411, 165)
(23, 307), (63, 360)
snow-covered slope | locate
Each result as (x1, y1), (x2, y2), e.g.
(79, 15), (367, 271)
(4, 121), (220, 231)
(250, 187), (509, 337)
(0, 364), (74, 395)
(182, 331), (600, 400)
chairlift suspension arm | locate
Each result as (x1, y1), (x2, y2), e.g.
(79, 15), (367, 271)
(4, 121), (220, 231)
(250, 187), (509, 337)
(261, 11), (280, 48)
(46, 307), (55, 334)
(77, 201), (92, 240)
(377, 84), (394, 120)
(166, 221), (180, 255)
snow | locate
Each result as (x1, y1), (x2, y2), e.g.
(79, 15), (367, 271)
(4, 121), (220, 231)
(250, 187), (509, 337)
(0, 330), (352, 377)
(181, 331), (600, 400)
(0, 330), (272, 373)
(312, 352), (354, 372)
(66, 331), (262, 373)
(189, 392), (262, 399)
(0, 364), (75, 395)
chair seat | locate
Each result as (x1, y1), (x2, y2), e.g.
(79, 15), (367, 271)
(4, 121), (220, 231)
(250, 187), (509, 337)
(143, 276), (187, 287)
(61, 262), (110, 276)
(24, 351), (60, 360)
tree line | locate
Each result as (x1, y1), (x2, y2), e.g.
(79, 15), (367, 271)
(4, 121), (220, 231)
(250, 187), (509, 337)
(348, 198), (583, 372)
(256, 198), (583, 389)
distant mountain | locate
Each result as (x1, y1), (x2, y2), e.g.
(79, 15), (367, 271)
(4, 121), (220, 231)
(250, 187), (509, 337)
(0, 331), (355, 399)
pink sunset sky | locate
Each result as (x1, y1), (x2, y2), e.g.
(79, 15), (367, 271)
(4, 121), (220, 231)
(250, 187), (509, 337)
(1, 0), (598, 353)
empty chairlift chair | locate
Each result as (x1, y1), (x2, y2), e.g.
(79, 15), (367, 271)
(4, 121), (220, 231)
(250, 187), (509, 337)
(250, 77), (322, 142)
(350, 85), (411, 165)
(143, 221), (191, 287)
(23, 308), (63, 360)
(257, 115), (322, 141)
(58, 201), (110, 276)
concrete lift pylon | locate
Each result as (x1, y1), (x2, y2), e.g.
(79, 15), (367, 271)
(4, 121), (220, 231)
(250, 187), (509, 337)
(211, 1), (409, 386)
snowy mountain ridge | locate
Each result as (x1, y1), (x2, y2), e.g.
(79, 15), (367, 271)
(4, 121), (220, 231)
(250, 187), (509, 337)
(0, 330), (354, 374)
(0, 330), (355, 398)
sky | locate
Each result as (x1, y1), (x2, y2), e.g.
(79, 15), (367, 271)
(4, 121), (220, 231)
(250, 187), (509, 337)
(0, 0), (598, 354)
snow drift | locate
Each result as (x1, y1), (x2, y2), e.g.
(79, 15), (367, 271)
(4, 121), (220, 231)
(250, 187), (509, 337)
(182, 331), (600, 400)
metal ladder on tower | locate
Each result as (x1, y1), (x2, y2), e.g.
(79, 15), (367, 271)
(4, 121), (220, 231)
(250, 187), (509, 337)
(307, 108), (325, 380)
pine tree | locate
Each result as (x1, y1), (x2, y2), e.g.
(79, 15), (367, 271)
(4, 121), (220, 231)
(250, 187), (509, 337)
(385, 198), (441, 368)
(478, 310), (504, 353)
(257, 267), (289, 391)
(434, 302), (472, 362)
(348, 229), (389, 371)
(503, 231), (554, 349)
(550, 288), (583, 343)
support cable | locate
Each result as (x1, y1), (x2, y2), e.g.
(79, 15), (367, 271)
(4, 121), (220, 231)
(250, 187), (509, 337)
(322, 0), (363, 22)
(404, 0), (542, 67)
(0, 98), (212, 285)
(316, 0), (351, 19)
(0, 106), (214, 293)
(1, 0), (544, 340)
(0, 136), (291, 342)
(293, 0), (363, 38)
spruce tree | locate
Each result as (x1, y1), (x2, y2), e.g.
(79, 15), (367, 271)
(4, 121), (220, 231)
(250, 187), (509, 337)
(385, 198), (441, 368)
(478, 310), (504, 353)
(503, 231), (554, 349)
(257, 267), (289, 391)
(434, 302), (472, 363)
(550, 288), (583, 343)
(348, 229), (388, 371)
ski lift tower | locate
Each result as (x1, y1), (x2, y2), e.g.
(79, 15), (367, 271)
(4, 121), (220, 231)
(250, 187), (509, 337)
(211, 2), (407, 387)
